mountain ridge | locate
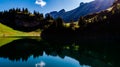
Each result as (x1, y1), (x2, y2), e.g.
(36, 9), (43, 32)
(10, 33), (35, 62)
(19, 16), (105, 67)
(48, 0), (114, 22)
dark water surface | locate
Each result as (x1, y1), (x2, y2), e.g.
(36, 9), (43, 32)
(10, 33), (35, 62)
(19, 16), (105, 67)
(0, 37), (120, 67)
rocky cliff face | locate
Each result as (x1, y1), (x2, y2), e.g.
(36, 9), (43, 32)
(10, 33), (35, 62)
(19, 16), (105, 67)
(48, 0), (114, 22)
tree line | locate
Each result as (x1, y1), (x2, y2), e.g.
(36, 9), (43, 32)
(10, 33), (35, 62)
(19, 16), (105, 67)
(0, 5), (120, 40)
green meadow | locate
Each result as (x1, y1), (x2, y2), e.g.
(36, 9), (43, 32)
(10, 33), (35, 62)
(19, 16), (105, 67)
(0, 23), (40, 37)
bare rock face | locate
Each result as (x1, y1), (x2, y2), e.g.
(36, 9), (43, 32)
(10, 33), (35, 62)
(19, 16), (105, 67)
(48, 0), (114, 22)
(116, 0), (120, 2)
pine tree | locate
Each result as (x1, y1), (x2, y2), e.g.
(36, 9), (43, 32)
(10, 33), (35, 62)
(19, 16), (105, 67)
(78, 17), (85, 27)
(56, 17), (64, 28)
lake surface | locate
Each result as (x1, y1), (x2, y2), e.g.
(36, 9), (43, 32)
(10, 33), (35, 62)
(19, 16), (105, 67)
(0, 52), (91, 67)
(0, 37), (120, 67)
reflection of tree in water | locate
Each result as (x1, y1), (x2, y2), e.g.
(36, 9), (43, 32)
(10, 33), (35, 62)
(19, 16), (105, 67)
(0, 38), (120, 67)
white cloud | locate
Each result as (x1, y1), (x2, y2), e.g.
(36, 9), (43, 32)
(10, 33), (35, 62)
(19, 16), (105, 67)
(35, 0), (46, 7)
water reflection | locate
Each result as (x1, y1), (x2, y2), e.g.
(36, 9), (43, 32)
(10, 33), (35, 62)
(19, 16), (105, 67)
(0, 52), (86, 67)
(0, 37), (20, 47)
(35, 61), (46, 67)
(0, 37), (120, 67)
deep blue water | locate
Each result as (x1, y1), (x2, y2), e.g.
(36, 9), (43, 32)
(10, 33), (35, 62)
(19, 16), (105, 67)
(0, 52), (90, 67)
(0, 38), (91, 67)
(0, 37), (119, 67)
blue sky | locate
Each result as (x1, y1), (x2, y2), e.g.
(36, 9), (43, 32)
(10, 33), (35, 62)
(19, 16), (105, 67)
(0, 0), (94, 14)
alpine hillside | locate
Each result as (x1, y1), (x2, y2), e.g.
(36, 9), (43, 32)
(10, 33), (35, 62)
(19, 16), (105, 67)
(48, 0), (114, 22)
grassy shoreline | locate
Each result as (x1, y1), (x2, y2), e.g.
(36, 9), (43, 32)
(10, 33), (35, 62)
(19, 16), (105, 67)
(0, 23), (40, 37)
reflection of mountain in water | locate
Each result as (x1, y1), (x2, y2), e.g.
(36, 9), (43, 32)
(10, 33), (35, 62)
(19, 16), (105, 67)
(0, 38), (120, 67)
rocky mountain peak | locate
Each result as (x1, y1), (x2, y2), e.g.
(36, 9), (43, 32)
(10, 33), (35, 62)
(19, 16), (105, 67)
(114, 0), (120, 4)
(48, 0), (114, 22)
(59, 9), (65, 13)
(80, 2), (85, 6)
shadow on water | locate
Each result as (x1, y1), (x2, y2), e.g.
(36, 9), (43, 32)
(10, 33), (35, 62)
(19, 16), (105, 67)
(0, 36), (120, 67)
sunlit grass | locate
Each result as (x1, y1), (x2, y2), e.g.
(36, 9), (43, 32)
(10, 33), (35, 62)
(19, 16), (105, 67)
(0, 23), (40, 37)
(64, 23), (71, 28)
(64, 21), (80, 28)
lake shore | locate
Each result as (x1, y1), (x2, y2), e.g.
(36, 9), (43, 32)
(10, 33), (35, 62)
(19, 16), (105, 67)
(0, 31), (40, 37)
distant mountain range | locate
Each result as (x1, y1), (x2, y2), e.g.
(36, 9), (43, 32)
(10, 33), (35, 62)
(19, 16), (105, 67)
(48, 0), (114, 22)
